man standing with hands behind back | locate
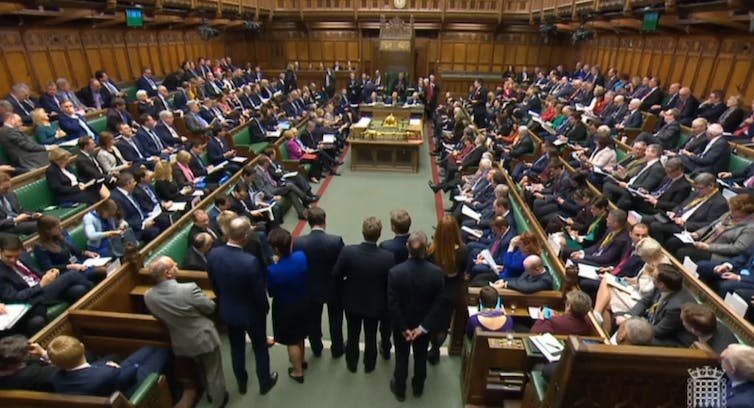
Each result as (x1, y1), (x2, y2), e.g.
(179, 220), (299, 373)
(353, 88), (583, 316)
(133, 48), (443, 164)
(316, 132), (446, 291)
(388, 231), (444, 402)
(207, 217), (278, 396)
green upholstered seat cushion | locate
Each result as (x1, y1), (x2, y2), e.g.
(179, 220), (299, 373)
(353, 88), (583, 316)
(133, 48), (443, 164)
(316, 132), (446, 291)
(69, 224), (87, 250)
(122, 86), (137, 102)
(249, 142), (269, 154)
(530, 370), (548, 401)
(16, 179), (56, 211)
(615, 148), (626, 163)
(0, 146), (10, 165)
(145, 224), (192, 265)
(233, 128), (251, 147)
(508, 193), (561, 290)
(46, 302), (69, 321)
(129, 372), (161, 405)
(729, 154), (752, 173)
(87, 116), (108, 134)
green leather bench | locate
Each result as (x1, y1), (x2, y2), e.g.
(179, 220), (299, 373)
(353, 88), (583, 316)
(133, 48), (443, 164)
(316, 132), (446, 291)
(87, 115), (108, 134)
(276, 141), (312, 175)
(145, 223), (192, 266)
(232, 127), (269, 154)
(16, 179), (87, 220)
(729, 154), (752, 173)
(615, 147), (626, 163)
(529, 369), (548, 403)
(122, 85), (137, 102)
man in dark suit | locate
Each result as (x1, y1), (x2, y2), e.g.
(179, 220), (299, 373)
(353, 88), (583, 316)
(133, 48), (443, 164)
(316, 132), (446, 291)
(377, 209), (412, 360)
(615, 98), (644, 133)
(155, 111), (187, 148)
(631, 157), (692, 215)
(0, 113), (53, 172)
(324, 68), (336, 99)
(637, 108), (681, 150)
(603, 144), (666, 209)
(188, 209), (220, 247)
(621, 263), (695, 347)
(58, 100), (99, 142)
(332, 217), (394, 373)
(387, 231), (443, 401)
(109, 172), (161, 242)
(75, 136), (112, 186)
(95, 70), (124, 102)
(0, 172), (39, 235)
(0, 335), (56, 391)
(39, 81), (62, 116)
(680, 123), (730, 176)
(696, 89), (727, 123)
(136, 114), (173, 158)
(721, 344), (754, 407)
(78, 79), (111, 110)
(0, 235), (92, 335)
(48, 335), (170, 397)
(493, 254), (554, 294)
(207, 217), (277, 395)
(136, 67), (159, 97)
(570, 209), (631, 267)
(115, 123), (152, 169)
(5, 83), (36, 125)
(182, 232), (213, 271)
(292, 208), (345, 358)
(106, 98), (135, 132)
(639, 77), (663, 112)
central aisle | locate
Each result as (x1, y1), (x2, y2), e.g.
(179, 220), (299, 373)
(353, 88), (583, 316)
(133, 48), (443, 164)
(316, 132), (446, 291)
(201, 129), (461, 407)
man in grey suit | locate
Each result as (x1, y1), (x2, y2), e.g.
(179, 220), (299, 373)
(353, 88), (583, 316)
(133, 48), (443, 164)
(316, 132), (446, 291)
(0, 113), (57, 172)
(144, 256), (228, 407)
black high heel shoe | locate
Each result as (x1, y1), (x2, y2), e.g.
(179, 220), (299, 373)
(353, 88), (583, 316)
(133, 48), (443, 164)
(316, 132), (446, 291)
(288, 367), (304, 383)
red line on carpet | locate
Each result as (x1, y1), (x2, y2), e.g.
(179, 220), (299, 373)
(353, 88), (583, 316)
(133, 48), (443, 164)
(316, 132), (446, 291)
(427, 122), (445, 222)
(291, 145), (351, 238)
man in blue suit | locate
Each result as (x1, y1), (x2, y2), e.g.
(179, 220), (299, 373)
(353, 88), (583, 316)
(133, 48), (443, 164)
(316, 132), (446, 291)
(48, 334), (170, 397)
(293, 208), (345, 358)
(207, 217), (277, 395)
(468, 216), (516, 285)
(721, 344), (754, 408)
(109, 172), (161, 242)
(136, 67), (159, 97)
(135, 114), (173, 158)
(377, 209), (412, 360)
(58, 100), (99, 142)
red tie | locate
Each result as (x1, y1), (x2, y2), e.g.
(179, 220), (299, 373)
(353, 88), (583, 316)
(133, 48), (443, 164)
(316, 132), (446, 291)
(612, 249), (633, 276)
(15, 261), (40, 284)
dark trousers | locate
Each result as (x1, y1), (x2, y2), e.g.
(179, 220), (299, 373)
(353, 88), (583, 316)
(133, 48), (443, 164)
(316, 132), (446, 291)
(117, 346), (172, 397)
(392, 330), (431, 394)
(227, 319), (271, 391)
(379, 312), (392, 353)
(308, 299), (344, 354)
(345, 313), (379, 370)
(42, 270), (93, 303)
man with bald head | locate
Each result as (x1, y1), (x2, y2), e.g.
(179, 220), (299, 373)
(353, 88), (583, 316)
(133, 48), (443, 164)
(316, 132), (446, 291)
(207, 217), (277, 396)
(492, 255), (553, 294)
(680, 122), (731, 175)
(144, 256), (227, 407)
(676, 87), (700, 126)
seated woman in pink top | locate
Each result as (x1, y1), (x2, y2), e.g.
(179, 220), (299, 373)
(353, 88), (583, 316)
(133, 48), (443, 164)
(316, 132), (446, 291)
(285, 129), (323, 183)
(466, 286), (514, 338)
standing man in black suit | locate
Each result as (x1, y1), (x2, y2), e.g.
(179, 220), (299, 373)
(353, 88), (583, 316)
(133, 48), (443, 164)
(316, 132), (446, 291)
(207, 217), (277, 395)
(293, 207), (345, 358)
(387, 231), (444, 401)
(377, 209), (412, 360)
(324, 68), (336, 99)
(332, 217), (394, 373)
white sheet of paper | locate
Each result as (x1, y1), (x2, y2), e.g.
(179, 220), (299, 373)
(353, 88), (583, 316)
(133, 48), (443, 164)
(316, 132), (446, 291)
(724, 292), (749, 318)
(673, 231), (695, 244)
(683, 256), (699, 278)
(282, 172), (298, 179)
(354, 117), (371, 127)
(59, 139), (78, 147)
(528, 307), (541, 319)
(628, 210), (642, 225)
(409, 118), (422, 126)
(0, 304), (31, 330)
(480, 249), (499, 272)
(192, 190), (204, 197)
(231, 157), (247, 163)
(167, 202), (187, 212)
(461, 226), (483, 238)
(454, 194), (470, 203)
(722, 188), (737, 200)
(266, 130), (282, 138)
(323, 134), (336, 144)
(83, 257), (112, 268)
(208, 161), (227, 174)
(577, 263), (601, 280)
(548, 233), (562, 256)
(461, 205), (481, 222)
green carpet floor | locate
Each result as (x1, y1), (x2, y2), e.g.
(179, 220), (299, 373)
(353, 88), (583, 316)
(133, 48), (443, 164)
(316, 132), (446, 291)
(197, 130), (462, 407)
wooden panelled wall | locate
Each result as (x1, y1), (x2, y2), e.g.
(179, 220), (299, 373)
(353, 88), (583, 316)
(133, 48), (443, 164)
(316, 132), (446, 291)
(228, 29), (573, 94)
(0, 28), (226, 95)
(575, 35), (754, 104)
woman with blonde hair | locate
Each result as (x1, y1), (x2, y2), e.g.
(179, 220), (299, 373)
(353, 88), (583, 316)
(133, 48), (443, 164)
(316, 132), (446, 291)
(172, 150), (199, 188)
(154, 159), (191, 202)
(426, 215), (469, 364)
(593, 237), (668, 332)
(96, 131), (129, 174)
(46, 148), (106, 205)
(31, 108), (67, 144)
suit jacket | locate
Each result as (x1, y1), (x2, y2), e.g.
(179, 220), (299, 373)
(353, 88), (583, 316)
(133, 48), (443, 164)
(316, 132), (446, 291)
(727, 381), (754, 408)
(387, 258), (444, 332)
(630, 160), (665, 192)
(686, 137), (730, 175)
(509, 133), (535, 158)
(683, 133), (708, 155)
(293, 229), (344, 303)
(583, 228), (631, 266)
(52, 363), (128, 396)
(697, 102), (726, 123)
(154, 122), (182, 147)
(380, 234), (410, 265)
(530, 314), (592, 335)
(136, 76), (158, 97)
(109, 188), (146, 233)
(78, 87), (111, 110)
(188, 224), (220, 247)
(116, 138), (148, 168)
(677, 96), (700, 126)
(39, 93), (62, 115)
(0, 191), (27, 231)
(719, 107), (745, 133)
(106, 109), (133, 132)
(182, 246), (208, 271)
(6, 95), (35, 125)
(639, 88), (663, 112)
(135, 127), (165, 157)
(623, 109), (644, 129)
(332, 242), (394, 318)
(653, 176), (693, 211)
(75, 151), (106, 183)
(0, 126), (49, 170)
(629, 287), (695, 346)
(207, 245), (269, 327)
(207, 136), (230, 165)
(654, 121), (681, 150)
(565, 122), (588, 146)
(506, 270), (554, 294)
(132, 184), (160, 214)
(0, 360), (55, 391)
(461, 145), (486, 168)
(705, 324), (737, 354)
(671, 192), (728, 232)
(0, 252), (46, 304)
(692, 212), (754, 260)
(46, 165), (86, 204)
(58, 114), (98, 140)
(144, 279), (220, 356)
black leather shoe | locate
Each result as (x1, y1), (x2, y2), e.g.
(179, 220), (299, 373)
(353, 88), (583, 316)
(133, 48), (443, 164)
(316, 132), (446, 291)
(312, 346), (322, 358)
(428, 348), (440, 365)
(364, 364), (375, 373)
(390, 380), (406, 402)
(413, 387), (424, 398)
(288, 367), (304, 384)
(379, 342), (391, 360)
(346, 362), (357, 373)
(259, 372), (278, 395)
(238, 380), (248, 395)
(331, 346), (344, 359)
